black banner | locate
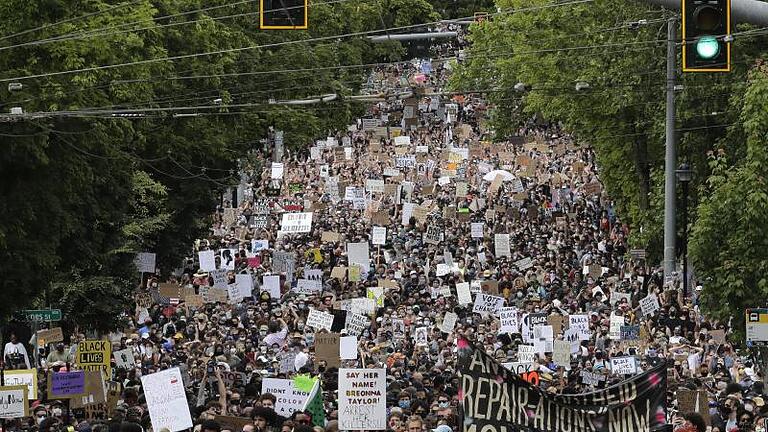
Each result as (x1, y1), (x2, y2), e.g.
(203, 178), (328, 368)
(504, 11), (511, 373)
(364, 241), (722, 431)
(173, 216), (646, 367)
(458, 339), (667, 432)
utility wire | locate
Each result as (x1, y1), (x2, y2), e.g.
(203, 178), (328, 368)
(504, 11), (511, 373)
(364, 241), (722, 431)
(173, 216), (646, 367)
(0, 0), (596, 83)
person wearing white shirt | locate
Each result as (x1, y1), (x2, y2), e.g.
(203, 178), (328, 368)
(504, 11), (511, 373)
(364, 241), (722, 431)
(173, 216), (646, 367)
(4, 333), (31, 369)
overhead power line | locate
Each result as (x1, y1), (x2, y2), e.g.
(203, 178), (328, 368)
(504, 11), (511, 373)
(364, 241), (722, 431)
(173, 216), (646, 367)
(0, 0), (596, 83)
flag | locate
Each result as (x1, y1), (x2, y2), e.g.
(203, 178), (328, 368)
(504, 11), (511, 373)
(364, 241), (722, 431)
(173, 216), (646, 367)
(301, 379), (325, 427)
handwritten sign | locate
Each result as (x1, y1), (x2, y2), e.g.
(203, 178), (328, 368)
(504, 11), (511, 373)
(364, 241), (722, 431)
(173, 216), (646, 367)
(141, 368), (193, 432)
(338, 369), (387, 430)
(472, 293), (505, 316)
(76, 340), (112, 379)
(49, 371), (86, 398)
(0, 386), (28, 419)
(261, 378), (310, 417)
(307, 309), (334, 332)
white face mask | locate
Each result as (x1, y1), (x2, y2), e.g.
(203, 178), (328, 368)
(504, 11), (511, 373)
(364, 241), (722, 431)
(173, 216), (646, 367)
(52, 408), (62, 416)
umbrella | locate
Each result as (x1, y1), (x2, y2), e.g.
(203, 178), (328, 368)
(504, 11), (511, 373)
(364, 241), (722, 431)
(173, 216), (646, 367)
(483, 170), (515, 182)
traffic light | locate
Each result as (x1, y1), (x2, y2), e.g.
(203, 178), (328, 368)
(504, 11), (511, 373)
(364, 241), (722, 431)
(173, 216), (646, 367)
(260, 0), (308, 30)
(682, 0), (731, 72)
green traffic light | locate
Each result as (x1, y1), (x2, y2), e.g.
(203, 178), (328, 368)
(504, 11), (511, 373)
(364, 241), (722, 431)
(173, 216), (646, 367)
(696, 36), (720, 59)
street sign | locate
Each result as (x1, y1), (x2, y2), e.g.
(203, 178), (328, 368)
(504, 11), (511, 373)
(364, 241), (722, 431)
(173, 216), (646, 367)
(746, 308), (768, 342)
(22, 309), (62, 322)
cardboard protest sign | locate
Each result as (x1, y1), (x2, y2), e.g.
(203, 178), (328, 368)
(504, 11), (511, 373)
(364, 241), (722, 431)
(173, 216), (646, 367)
(472, 294), (505, 316)
(481, 280), (499, 295)
(76, 340), (112, 379)
(517, 345), (537, 363)
(338, 369), (387, 430)
(548, 315), (565, 335)
(37, 327), (64, 344)
(70, 371), (107, 409)
(214, 416), (254, 432)
(47, 371), (86, 399)
(677, 389), (710, 424)
(0, 385), (28, 419)
(330, 266), (347, 280)
(220, 371), (248, 388)
(321, 231), (341, 243)
(315, 333), (341, 369)
(141, 368), (193, 432)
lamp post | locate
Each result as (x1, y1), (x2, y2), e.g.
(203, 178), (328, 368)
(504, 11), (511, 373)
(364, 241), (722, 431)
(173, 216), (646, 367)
(676, 163), (693, 297)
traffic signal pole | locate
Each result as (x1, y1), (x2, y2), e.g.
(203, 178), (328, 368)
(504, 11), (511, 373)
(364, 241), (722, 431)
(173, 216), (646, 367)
(663, 17), (678, 281)
(637, 0), (768, 26)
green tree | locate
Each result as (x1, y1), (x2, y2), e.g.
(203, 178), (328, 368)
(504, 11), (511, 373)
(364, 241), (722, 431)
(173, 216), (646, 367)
(688, 65), (768, 340)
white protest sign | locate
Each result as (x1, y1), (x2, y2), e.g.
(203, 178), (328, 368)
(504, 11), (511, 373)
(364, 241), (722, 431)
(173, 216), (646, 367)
(307, 309), (334, 332)
(141, 367), (193, 432)
(252, 239), (269, 252)
(440, 312), (458, 333)
(340, 336), (358, 360)
(344, 312), (370, 336)
(456, 282), (472, 305)
(553, 340), (571, 368)
(233, 274), (253, 301)
(569, 315), (591, 340)
(347, 242), (370, 275)
(640, 294), (660, 317)
(494, 234), (511, 257)
(518, 345), (536, 363)
(198, 250), (216, 272)
(472, 294), (505, 316)
(337, 298), (376, 316)
(394, 136), (411, 146)
(534, 325), (554, 341)
(2, 370), (36, 398)
(262, 275), (281, 298)
(436, 264), (451, 277)
(401, 203), (415, 225)
(280, 212), (313, 234)
(563, 328), (581, 353)
(135, 253), (156, 273)
(0, 386), (27, 419)
(338, 369), (387, 430)
(271, 162), (284, 179)
(295, 279), (322, 294)
(609, 314), (624, 340)
(499, 308), (519, 334)
(514, 257), (534, 271)
(365, 179), (385, 193)
(470, 223), (484, 238)
(113, 348), (135, 370)
(372, 227), (387, 245)
(211, 268), (228, 289)
(610, 357), (637, 375)
(261, 378), (310, 417)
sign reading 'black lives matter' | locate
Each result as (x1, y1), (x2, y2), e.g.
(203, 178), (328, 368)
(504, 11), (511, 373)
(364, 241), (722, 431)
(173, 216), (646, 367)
(457, 339), (666, 432)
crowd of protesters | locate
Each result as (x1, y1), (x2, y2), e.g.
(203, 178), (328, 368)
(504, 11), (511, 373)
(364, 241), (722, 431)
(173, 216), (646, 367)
(2, 23), (766, 432)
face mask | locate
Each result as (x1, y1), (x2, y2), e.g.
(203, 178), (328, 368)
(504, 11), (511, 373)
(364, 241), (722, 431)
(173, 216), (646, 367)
(52, 408), (62, 416)
(230, 348), (238, 355)
(298, 324), (305, 331)
(260, 330), (267, 336)
(439, 401), (450, 409)
(37, 416), (46, 425)
(399, 400), (411, 409)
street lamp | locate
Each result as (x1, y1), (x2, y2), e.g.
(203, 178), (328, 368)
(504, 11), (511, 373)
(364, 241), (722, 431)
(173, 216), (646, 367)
(676, 163), (693, 297)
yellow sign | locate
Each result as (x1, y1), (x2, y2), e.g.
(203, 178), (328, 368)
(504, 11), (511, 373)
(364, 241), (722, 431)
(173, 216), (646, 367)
(76, 340), (112, 379)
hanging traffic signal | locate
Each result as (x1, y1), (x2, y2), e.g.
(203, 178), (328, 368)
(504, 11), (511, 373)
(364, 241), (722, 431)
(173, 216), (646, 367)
(260, 0), (308, 30)
(682, 0), (731, 72)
